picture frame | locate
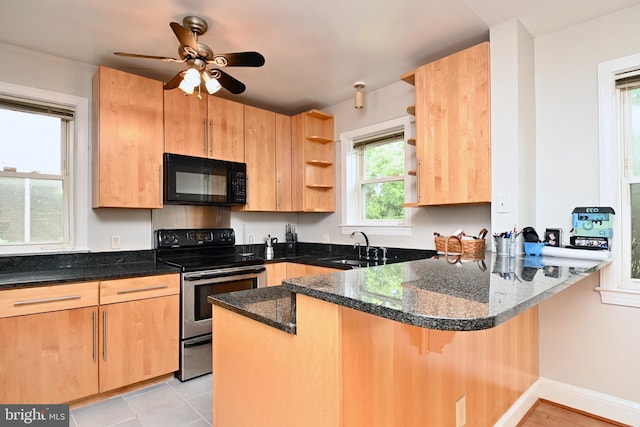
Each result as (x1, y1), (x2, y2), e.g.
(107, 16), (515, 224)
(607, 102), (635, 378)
(544, 228), (562, 247)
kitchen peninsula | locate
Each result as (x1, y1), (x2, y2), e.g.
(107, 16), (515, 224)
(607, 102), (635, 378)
(210, 254), (610, 427)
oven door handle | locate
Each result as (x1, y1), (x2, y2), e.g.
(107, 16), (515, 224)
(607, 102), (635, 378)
(183, 265), (266, 281)
(184, 336), (213, 348)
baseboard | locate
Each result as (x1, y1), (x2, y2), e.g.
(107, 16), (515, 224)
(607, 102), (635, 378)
(494, 377), (640, 426)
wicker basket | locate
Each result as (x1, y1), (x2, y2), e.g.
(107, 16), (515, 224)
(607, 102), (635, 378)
(434, 228), (488, 258)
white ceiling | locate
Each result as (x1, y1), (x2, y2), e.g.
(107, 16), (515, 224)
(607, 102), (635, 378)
(0, 0), (638, 115)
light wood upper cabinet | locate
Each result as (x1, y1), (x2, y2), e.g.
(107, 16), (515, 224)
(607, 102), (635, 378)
(412, 42), (491, 205)
(243, 105), (277, 211)
(275, 113), (293, 211)
(291, 109), (335, 212)
(92, 66), (164, 208)
(164, 93), (245, 162)
(208, 96), (245, 162)
(163, 89), (208, 157)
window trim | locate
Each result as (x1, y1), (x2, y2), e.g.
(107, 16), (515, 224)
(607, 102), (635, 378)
(339, 116), (413, 236)
(0, 81), (89, 254)
(596, 52), (640, 307)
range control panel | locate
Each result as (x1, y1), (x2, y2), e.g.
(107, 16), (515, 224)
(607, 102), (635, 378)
(156, 228), (236, 248)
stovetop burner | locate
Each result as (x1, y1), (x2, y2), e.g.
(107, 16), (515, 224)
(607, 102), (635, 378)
(155, 228), (264, 272)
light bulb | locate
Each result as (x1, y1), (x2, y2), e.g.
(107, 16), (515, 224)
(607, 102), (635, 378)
(178, 78), (195, 95)
(202, 72), (222, 94)
(183, 68), (201, 87)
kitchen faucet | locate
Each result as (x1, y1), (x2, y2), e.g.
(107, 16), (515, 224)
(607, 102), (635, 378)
(350, 230), (369, 259)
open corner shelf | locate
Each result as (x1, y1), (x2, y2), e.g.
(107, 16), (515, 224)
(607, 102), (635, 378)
(306, 184), (333, 189)
(407, 137), (416, 146)
(306, 109), (333, 120)
(401, 71), (416, 86)
(407, 170), (416, 176)
(306, 160), (333, 167)
(306, 136), (333, 143)
(402, 202), (419, 208)
(406, 105), (415, 116)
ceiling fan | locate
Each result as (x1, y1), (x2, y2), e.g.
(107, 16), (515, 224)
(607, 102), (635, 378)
(115, 16), (265, 96)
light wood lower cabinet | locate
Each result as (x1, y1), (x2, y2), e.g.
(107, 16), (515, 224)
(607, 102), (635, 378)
(266, 262), (341, 286)
(0, 274), (180, 404)
(0, 306), (99, 404)
(98, 294), (179, 392)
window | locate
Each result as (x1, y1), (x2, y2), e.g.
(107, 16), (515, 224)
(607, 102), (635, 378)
(597, 53), (640, 306)
(340, 116), (413, 236)
(0, 82), (89, 254)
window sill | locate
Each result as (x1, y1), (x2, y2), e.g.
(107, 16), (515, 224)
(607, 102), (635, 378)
(594, 286), (640, 308)
(339, 224), (413, 237)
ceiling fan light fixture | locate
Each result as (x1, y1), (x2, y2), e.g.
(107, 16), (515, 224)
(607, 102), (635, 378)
(202, 72), (222, 94)
(354, 81), (366, 109)
(178, 78), (195, 95)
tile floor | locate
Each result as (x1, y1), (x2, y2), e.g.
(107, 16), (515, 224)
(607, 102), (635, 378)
(70, 374), (212, 427)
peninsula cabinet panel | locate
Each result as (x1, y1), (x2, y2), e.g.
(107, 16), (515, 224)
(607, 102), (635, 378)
(243, 105), (276, 211)
(92, 66), (164, 208)
(414, 42), (491, 205)
(98, 294), (179, 392)
(0, 307), (99, 404)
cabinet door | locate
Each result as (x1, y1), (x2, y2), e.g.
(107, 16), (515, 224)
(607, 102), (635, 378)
(208, 97), (245, 162)
(244, 105), (276, 211)
(266, 262), (288, 286)
(164, 89), (208, 157)
(0, 307), (99, 403)
(275, 113), (292, 211)
(92, 66), (164, 208)
(99, 295), (179, 392)
(415, 42), (490, 205)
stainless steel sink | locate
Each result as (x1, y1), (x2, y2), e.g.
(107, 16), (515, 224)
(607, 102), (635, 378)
(318, 257), (370, 268)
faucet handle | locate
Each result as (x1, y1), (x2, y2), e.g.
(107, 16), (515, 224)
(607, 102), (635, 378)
(369, 247), (379, 261)
(380, 247), (388, 261)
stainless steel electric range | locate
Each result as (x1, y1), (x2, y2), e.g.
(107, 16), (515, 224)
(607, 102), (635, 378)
(156, 228), (266, 381)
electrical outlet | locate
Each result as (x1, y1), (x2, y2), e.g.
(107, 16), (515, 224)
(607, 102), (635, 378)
(496, 195), (510, 213)
(111, 235), (121, 249)
(456, 395), (466, 427)
(321, 234), (330, 243)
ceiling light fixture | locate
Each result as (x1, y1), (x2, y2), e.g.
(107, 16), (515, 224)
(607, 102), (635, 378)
(354, 82), (366, 109)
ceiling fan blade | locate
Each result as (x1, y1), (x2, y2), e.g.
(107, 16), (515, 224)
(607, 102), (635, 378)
(170, 22), (199, 56)
(114, 52), (185, 63)
(164, 71), (185, 90)
(211, 52), (265, 67)
(211, 69), (246, 94)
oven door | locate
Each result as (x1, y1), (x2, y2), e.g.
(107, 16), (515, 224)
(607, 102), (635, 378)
(181, 265), (266, 339)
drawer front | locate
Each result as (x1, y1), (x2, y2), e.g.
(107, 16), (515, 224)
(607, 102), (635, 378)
(0, 282), (99, 318)
(100, 274), (180, 304)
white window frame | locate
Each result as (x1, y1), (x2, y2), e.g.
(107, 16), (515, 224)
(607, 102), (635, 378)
(339, 116), (413, 236)
(597, 52), (640, 307)
(0, 81), (89, 254)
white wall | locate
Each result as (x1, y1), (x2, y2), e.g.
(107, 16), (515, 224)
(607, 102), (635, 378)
(534, 6), (640, 403)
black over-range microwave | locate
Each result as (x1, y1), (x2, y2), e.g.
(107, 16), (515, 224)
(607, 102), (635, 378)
(163, 153), (247, 206)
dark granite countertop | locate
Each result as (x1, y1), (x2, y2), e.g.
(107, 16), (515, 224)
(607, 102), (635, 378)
(0, 251), (179, 289)
(210, 253), (611, 333)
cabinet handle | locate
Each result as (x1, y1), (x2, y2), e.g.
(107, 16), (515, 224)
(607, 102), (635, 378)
(93, 310), (97, 363)
(276, 177), (281, 210)
(102, 310), (107, 362)
(116, 285), (169, 294)
(13, 295), (81, 306)
(208, 120), (214, 157)
(203, 119), (208, 156)
(417, 160), (421, 204)
(159, 164), (163, 207)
